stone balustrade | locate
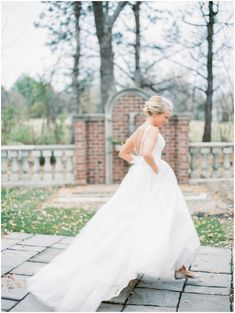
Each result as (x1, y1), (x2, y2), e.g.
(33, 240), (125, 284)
(1, 141), (233, 187)
(1, 145), (76, 186)
(189, 142), (234, 182)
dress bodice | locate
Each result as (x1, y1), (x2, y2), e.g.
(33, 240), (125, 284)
(152, 132), (166, 160)
(133, 124), (166, 163)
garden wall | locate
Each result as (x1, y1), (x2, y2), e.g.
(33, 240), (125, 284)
(73, 88), (192, 185)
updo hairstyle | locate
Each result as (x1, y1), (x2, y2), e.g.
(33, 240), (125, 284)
(143, 95), (173, 115)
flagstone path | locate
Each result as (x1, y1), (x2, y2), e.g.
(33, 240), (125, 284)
(1, 232), (233, 312)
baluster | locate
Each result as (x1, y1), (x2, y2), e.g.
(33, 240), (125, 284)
(21, 150), (30, 182)
(8, 151), (19, 182)
(189, 147), (198, 178)
(32, 150), (41, 182)
(54, 150), (64, 182)
(200, 147), (210, 178)
(65, 150), (75, 182)
(211, 147), (220, 178)
(1, 150), (8, 182)
(42, 150), (53, 181)
(223, 147), (233, 178)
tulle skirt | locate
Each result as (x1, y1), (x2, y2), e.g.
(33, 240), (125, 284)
(26, 157), (201, 311)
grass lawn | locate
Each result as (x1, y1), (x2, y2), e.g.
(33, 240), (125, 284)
(189, 120), (233, 142)
(1, 187), (96, 237)
(20, 118), (233, 144)
(1, 187), (233, 247)
(192, 214), (233, 248)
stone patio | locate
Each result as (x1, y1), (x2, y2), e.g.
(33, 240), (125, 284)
(49, 184), (210, 211)
(1, 232), (233, 312)
(38, 182), (233, 216)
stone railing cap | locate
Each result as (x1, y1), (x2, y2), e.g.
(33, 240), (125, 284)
(73, 114), (105, 121)
(170, 112), (193, 120)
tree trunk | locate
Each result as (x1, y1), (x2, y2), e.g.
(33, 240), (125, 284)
(93, 2), (127, 112)
(72, 1), (82, 115)
(203, 1), (215, 142)
(71, 1), (81, 144)
(99, 30), (115, 112)
(133, 2), (142, 88)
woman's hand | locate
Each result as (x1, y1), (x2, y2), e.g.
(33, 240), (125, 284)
(129, 154), (138, 165)
(152, 165), (159, 174)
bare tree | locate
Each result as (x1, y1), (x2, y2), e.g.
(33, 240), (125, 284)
(92, 1), (127, 111)
(71, 2), (82, 115)
(35, 2), (85, 115)
(132, 1), (141, 87)
(113, 1), (186, 96)
(167, 1), (233, 141)
(202, 1), (218, 141)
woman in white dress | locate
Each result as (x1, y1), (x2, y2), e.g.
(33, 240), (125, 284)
(26, 95), (201, 312)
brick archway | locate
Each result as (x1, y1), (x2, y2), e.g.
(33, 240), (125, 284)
(105, 88), (151, 184)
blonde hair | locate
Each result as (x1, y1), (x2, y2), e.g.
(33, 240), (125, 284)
(143, 95), (173, 115)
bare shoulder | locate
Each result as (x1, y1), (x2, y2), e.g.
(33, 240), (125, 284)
(132, 123), (158, 138)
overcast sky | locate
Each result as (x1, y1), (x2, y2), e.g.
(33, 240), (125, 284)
(1, 0), (233, 92)
(2, 1), (192, 90)
(2, 1), (58, 90)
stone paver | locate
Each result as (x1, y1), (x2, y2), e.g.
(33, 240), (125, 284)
(138, 274), (185, 291)
(178, 293), (230, 312)
(1, 231), (233, 312)
(57, 236), (75, 245)
(1, 232), (33, 241)
(123, 305), (176, 311)
(191, 253), (231, 273)
(29, 247), (63, 263)
(2, 249), (39, 270)
(1, 299), (18, 311)
(8, 244), (46, 253)
(2, 266), (14, 276)
(97, 303), (123, 312)
(11, 261), (46, 276)
(186, 271), (231, 288)
(126, 288), (180, 307)
(198, 245), (232, 257)
(50, 242), (69, 249)
(10, 294), (53, 312)
(1, 239), (23, 251)
(184, 284), (230, 295)
(1, 274), (29, 300)
(21, 234), (65, 247)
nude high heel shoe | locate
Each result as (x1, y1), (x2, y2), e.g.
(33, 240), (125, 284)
(174, 265), (202, 279)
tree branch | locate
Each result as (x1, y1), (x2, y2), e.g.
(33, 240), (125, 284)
(167, 58), (207, 80)
(182, 16), (206, 27)
(114, 61), (134, 80)
(110, 2), (128, 26)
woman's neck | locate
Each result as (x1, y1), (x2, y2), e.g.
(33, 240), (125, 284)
(145, 119), (155, 126)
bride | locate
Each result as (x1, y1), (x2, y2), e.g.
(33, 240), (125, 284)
(27, 95), (201, 312)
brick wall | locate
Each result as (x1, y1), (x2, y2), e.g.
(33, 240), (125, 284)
(73, 115), (106, 184)
(73, 90), (191, 185)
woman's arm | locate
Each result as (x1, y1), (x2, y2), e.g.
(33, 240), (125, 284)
(118, 130), (159, 173)
(119, 153), (134, 163)
(118, 136), (135, 163)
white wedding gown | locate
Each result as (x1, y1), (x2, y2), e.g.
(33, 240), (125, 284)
(26, 123), (201, 312)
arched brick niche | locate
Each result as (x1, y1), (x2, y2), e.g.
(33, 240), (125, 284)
(105, 88), (150, 183)
(73, 88), (192, 185)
